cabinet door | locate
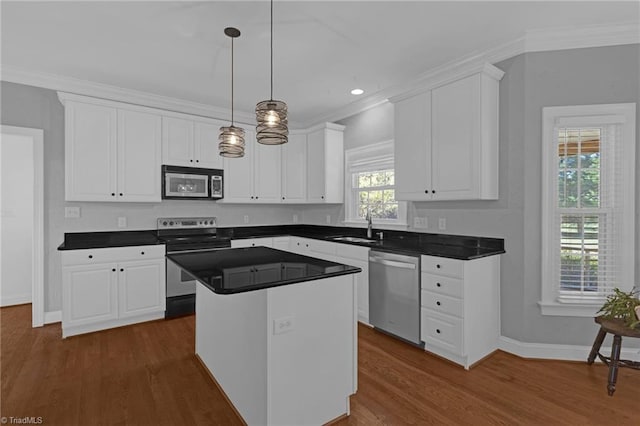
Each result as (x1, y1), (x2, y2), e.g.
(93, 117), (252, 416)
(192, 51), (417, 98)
(343, 257), (369, 324)
(394, 92), (432, 201)
(118, 260), (165, 318)
(162, 116), (194, 167)
(194, 121), (224, 169)
(65, 101), (117, 201)
(306, 129), (326, 202)
(63, 264), (118, 327)
(281, 133), (307, 203)
(431, 75), (479, 199)
(223, 130), (255, 202)
(254, 141), (282, 203)
(117, 109), (162, 202)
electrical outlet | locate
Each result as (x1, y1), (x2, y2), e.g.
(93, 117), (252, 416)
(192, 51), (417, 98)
(273, 316), (295, 335)
(414, 217), (428, 229)
(438, 217), (446, 230)
(326, 215), (331, 224)
(293, 214), (299, 223)
(64, 206), (80, 218)
(117, 216), (127, 228)
(243, 215), (249, 224)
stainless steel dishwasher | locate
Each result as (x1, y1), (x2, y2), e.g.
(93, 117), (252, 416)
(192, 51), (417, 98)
(369, 250), (423, 346)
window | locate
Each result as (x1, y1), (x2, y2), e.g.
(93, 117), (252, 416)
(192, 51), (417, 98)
(344, 141), (407, 227)
(540, 104), (636, 317)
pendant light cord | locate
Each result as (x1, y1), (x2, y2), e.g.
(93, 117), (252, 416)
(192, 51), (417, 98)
(231, 36), (235, 125)
(270, 0), (274, 101)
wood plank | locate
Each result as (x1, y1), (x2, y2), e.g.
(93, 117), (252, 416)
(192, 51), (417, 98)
(2, 305), (639, 425)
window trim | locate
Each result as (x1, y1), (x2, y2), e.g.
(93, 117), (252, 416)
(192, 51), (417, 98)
(344, 140), (408, 229)
(539, 103), (636, 317)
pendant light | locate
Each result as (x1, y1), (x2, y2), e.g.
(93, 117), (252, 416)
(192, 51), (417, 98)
(256, 0), (288, 145)
(219, 27), (246, 158)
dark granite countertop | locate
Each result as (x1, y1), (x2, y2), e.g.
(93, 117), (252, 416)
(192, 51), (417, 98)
(57, 230), (162, 250)
(166, 246), (362, 294)
(58, 224), (505, 260)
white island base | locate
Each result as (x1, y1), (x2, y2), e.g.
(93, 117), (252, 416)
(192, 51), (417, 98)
(195, 274), (357, 426)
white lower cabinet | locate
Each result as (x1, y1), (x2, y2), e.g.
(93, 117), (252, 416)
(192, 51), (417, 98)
(285, 237), (369, 324)
(333, 244), (370, 325)
(231, 237), (274, 248)
(420, 254), (500, 369)
(61, 245), (166, 338)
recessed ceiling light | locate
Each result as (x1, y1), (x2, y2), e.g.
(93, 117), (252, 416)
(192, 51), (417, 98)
(350, 88), (364, 95)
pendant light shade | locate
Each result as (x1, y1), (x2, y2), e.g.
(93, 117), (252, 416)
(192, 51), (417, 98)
(219, 27), (246, 158)
(256, 0), (288, 145)
(219, 125), (246, 158)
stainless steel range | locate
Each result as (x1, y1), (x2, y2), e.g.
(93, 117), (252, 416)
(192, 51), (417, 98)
(157, 217), (231, 318)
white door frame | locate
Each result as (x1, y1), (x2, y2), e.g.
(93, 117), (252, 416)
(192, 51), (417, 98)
(1, 125), (45, 327)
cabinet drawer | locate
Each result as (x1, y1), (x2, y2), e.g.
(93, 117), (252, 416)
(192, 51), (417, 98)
(421, 273), (463, 298)
(305, 238), (337, 256)
(421, 308), (463, 355)
(61, 245), (165, 266)
(421, 255), (464, 278)
(421, 290), (463, 317)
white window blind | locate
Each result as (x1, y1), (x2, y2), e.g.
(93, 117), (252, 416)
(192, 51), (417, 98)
(344, 141), (407, 226)
(540, 104), (635, 316)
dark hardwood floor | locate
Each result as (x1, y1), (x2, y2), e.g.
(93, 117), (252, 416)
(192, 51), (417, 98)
(2, 304), (638, 425)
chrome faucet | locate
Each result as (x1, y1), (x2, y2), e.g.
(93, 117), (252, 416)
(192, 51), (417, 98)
(366, 209), (373, 239)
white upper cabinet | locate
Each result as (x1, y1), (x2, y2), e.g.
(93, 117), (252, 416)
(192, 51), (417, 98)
(392, 63), (504, 201)
(162, 116), (223, 169)
(194, 121), (224, 169)
(254, 138), (282, 203)
(281, 132), (307, 203)
(394, 92), (432, 201)
(162, 116), (193, 166)
(61, 93), (162, 202)
(306, 123), (345, 204)
(223, 129), (282, 203)
(117, 109), (162, 202)
(223, 129), (255, 202)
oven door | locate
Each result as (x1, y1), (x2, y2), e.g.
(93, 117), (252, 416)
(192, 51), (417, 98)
(163, 172), (209, 199)
(166, 257), (197, 297)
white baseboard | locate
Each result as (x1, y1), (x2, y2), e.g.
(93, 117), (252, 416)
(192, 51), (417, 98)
(499, 335), (640, 362)
(1, 294), (31, 307)
(44, 310), (61, 324)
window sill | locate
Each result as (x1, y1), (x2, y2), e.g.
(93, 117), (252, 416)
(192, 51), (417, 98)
(342, 220), (409, 231)
(538, 301), (603, 317)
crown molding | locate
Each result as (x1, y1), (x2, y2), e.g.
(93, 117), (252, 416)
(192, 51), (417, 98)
(315, 22), (638, 126)
(525, 22), (640, 53)
(0, 65), (260, 125)
(2, 22), (638, 129)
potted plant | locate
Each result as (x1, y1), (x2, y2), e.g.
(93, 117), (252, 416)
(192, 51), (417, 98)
(597, 288), (640, 329)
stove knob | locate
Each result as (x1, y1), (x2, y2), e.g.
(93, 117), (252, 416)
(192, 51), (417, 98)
(162, 221), (168, 226)
(169, 221), (174, 226)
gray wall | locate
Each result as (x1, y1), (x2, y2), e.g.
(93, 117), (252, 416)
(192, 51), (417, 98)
(0, 82), (303, 311)
(337, 44), (639, 346)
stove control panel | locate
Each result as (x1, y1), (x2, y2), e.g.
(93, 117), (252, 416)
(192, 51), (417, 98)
(157, 217), (217, 229)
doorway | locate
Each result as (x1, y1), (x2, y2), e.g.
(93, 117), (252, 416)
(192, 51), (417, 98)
(0, 125), (44, 327)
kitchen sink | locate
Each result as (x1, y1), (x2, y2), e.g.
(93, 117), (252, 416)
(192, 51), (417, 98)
(332, 236), (378, 244)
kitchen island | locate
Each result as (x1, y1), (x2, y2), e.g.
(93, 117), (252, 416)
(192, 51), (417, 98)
(166, 246), (361, 426)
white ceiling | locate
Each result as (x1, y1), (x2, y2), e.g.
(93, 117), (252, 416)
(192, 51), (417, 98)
(1, 1), (638, 127)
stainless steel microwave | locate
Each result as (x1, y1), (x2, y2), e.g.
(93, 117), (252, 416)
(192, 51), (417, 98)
(161, 165), (223, 200)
